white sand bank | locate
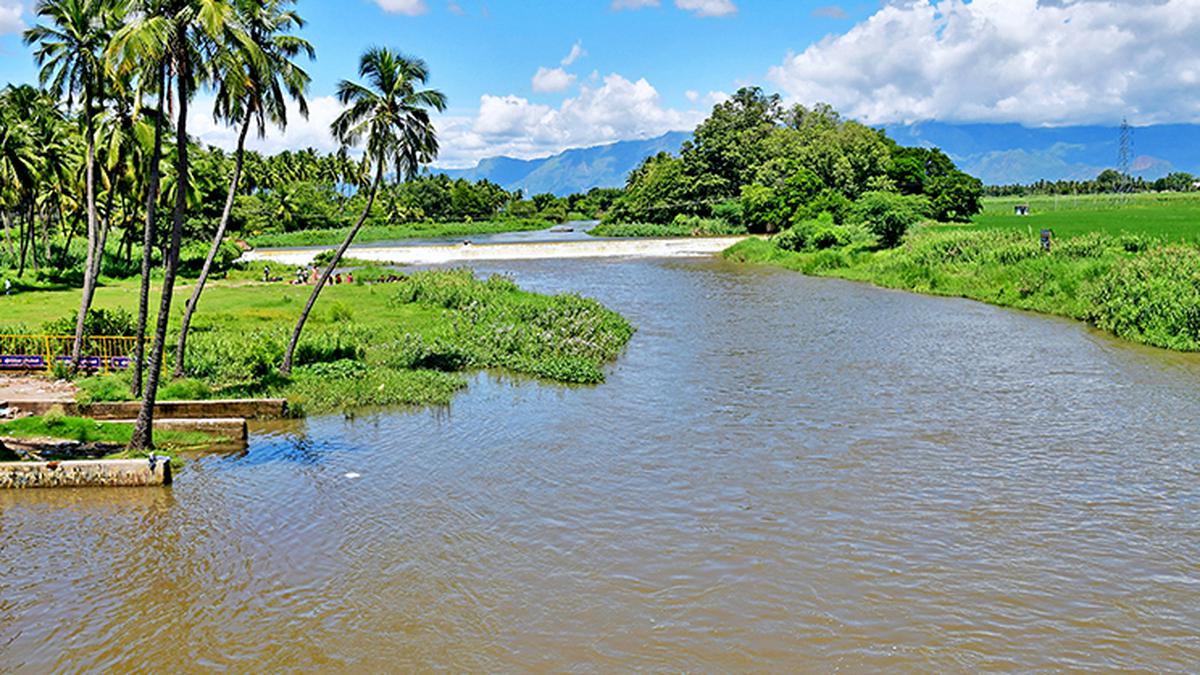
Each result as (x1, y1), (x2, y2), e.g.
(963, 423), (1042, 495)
(240, 237), (748, 267)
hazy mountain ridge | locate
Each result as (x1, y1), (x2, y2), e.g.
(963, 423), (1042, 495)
(436, 132), (691, 196)
(435, 124), (1200, 195)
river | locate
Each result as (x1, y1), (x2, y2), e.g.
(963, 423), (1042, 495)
(2, 256), (1199, 671)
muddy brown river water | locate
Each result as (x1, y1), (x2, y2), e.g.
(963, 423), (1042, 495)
(2, 257), (1199, 671)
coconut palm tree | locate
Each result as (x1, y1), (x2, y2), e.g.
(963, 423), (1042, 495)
(280, 47), (445, 375)
(25, 0), (121, 371)
(0, 103), (41, 267)
(109, 0), (244, 450)
(174, 0), (312, 378)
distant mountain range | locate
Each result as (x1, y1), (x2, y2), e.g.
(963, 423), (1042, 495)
(885, 122), (1200, 186)
(435, 124), (1200, 195)
(437, 131), (691, 197)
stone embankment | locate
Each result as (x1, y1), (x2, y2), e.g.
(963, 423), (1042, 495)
(0, 457), (171, 488)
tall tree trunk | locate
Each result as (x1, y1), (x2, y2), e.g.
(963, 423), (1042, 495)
(42, 204), (51, 263)
(174, 109), (252, 378)
(57, 214), (79, 272)
(280, 163), (384, 376)
(1, 211), (13, 258)
(89, 169), (119, 283)
(132, 62), (167, 399)
(16, 206), (30, 277)
(29, 204), (40, 275)
(132, 50), (188, 452)
(70, 91), (100, 373)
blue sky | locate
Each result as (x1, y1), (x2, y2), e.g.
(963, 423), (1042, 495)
(2, 1), (1198, 167)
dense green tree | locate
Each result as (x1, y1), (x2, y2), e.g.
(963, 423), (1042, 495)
(851, 191), (926, 248)
(926, 171), (983, 222)
(681, 86), (782, 200)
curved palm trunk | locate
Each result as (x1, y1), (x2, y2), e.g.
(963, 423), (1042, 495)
(70, 92), (100, 374)
(132, 63), (167, 398)
(131, 51), (189, 452)
(173, 110), (252, 378)
(280, 163), (383, 376)
(86, 169), (118, 285)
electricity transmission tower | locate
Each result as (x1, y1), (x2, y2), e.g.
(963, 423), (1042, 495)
(1117, 118), (1134, 202)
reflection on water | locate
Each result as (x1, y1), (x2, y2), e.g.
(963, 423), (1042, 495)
(2, 258), (1199, 671)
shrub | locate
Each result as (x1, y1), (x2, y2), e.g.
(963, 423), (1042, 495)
(329, 302), (354, 322)
(76, 374), (136, 405)
(712, 199), (744, 226)
(179, 240), (243, 277)
(1087, 246), (1200, 350)
(159, 378), (214, 401)
(43, 308), (136, 337)
(850, 191), (927, 249)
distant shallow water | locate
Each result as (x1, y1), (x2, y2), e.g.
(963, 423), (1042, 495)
(3, 256), (1199, 671)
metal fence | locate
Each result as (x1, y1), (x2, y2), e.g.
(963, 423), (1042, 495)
(0, 334), (138, 373)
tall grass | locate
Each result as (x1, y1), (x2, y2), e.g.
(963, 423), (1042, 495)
(591, 216), (747, 238)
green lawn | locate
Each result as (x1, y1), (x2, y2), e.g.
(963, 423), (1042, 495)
(244, 219), (551, 248)
(0, 415), (221, 449)
(946, 193), (1200, 242)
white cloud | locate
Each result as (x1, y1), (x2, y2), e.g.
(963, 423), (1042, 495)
(611, 0), (738, 16)
(811, 4), (847, 19)
(685, 89), (700, 102)
(434, 73), (703, 167)
(768, 0), (1200, 126)
(189, 95), (343, 156)
(611, 0), (659, 9)
(561, 41), (586, 67)
(0, 0), (25, 34)
(532, 66), (577, 93)
(373, 0), (429, 16)
(675, 0), (737, 17)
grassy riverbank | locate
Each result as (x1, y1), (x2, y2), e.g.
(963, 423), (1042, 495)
(245, 219), (551, 248)
(590, 216), (748, 238)
(0, 414), (221, 450)
(0, 269), (634, 414)
(725, 228), (1200, 351)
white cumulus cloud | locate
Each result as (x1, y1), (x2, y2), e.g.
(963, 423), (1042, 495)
(373, 0), (429, 16)
(532, 66), (577, 93)
(675, 0), (737, 17)
(767, 0), (1200, 126)
(189, 95), (343, 156)
(434, 73), (703, 167)
(0, 0), (24, 34)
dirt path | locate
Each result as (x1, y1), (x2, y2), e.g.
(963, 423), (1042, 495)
(0, 375), (77, 404)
